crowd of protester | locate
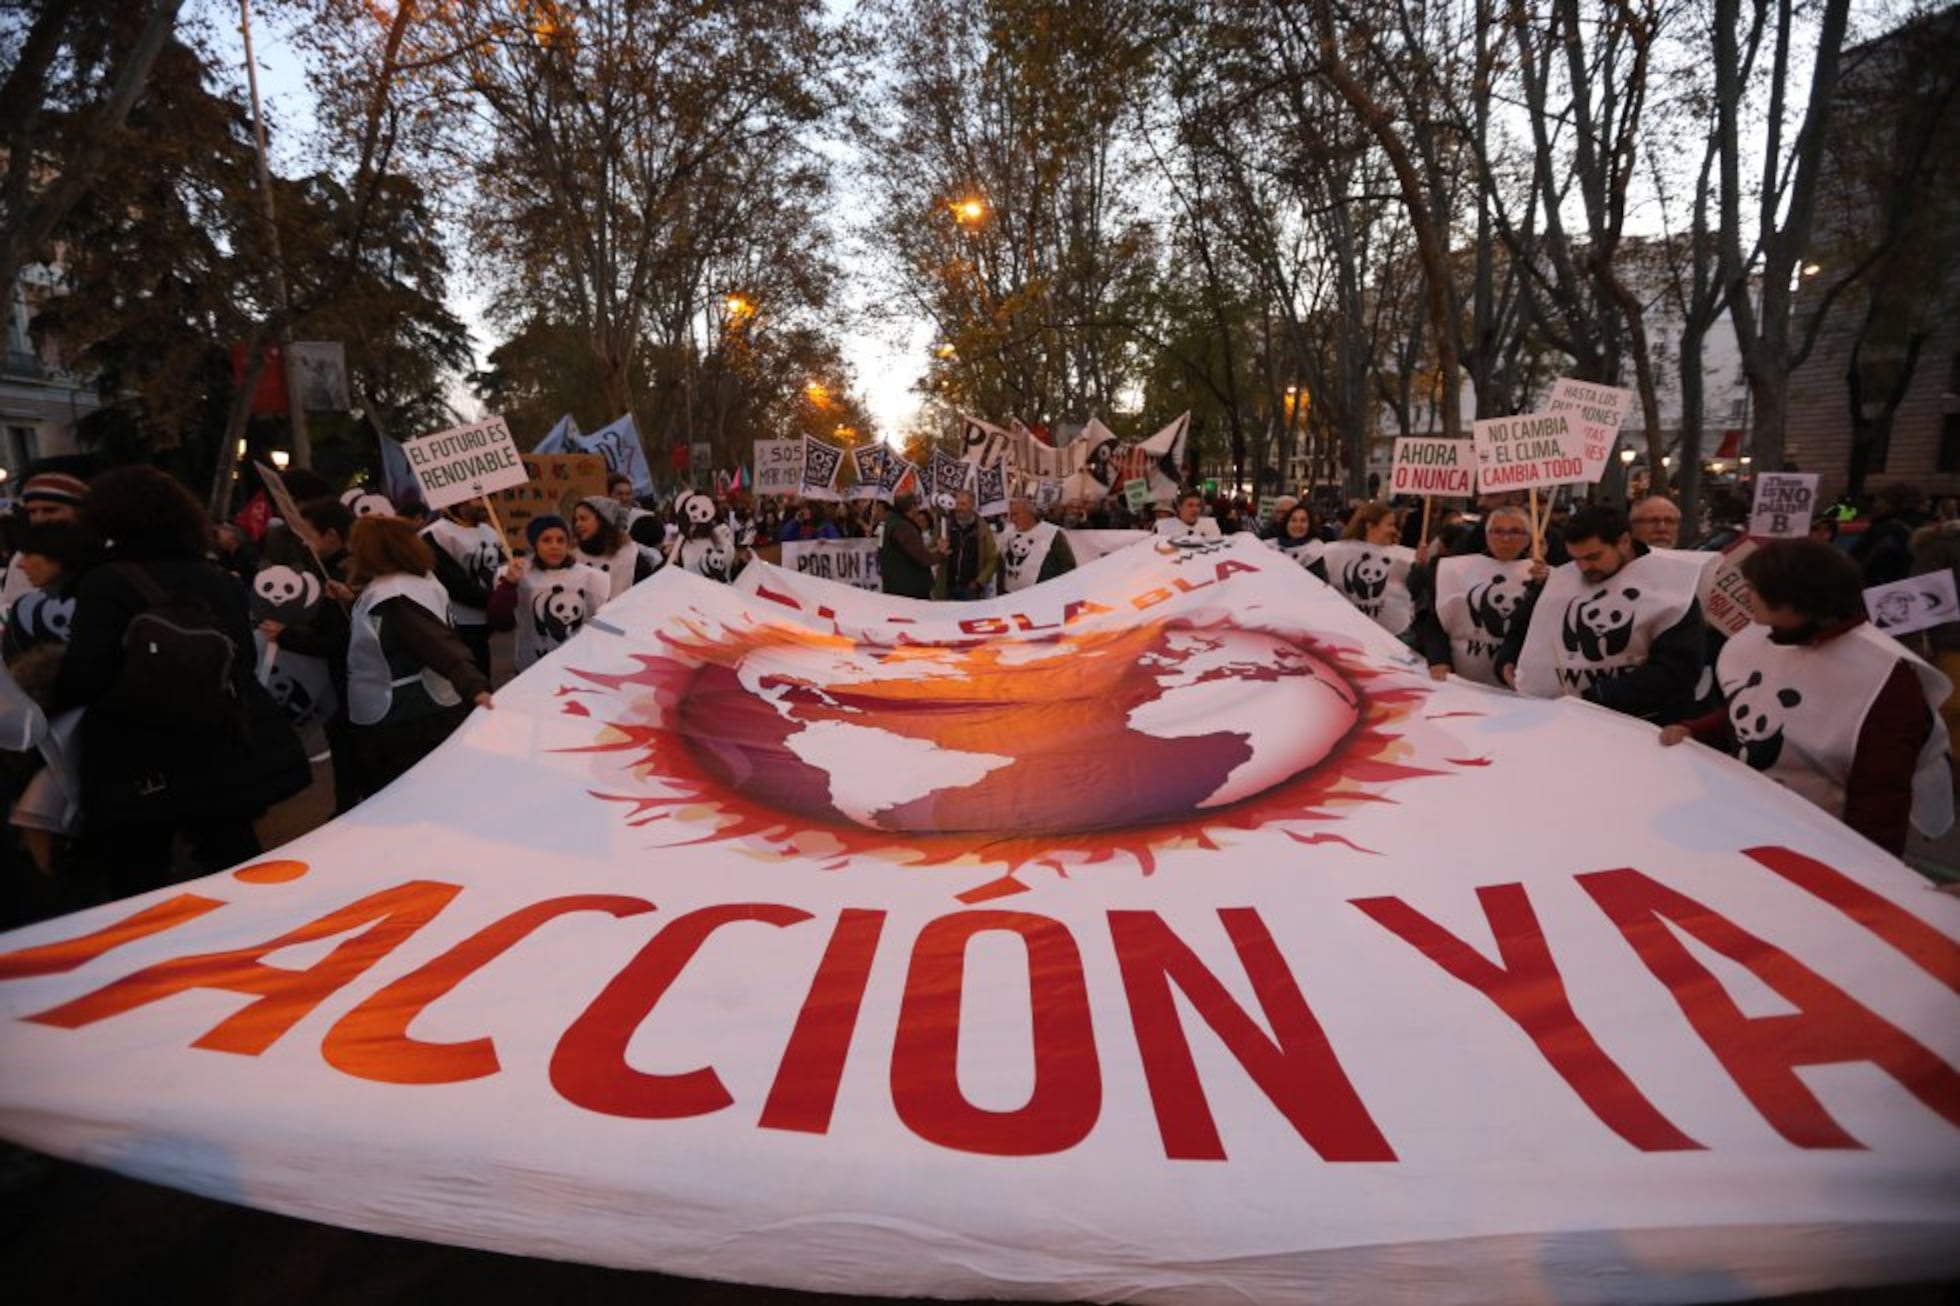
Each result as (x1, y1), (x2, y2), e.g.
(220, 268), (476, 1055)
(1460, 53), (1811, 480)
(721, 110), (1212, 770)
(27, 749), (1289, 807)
(0, 457), (1951, 928)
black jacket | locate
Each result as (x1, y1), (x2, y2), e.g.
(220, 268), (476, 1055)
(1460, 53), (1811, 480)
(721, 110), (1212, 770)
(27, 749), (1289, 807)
(1493, 545), (1708, 725)
(55, 556), (309, 822)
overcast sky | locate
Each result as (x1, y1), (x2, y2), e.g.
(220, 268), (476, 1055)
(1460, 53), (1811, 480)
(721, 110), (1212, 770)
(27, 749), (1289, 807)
(242, 2), (927, 441)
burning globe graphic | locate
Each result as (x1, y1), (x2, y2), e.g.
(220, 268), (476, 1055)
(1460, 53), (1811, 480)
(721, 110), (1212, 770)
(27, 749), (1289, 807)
(562, 613), (1446, 882)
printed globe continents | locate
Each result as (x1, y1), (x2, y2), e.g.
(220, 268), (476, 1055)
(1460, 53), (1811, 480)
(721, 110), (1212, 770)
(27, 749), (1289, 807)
(675, 623), (1361, 836)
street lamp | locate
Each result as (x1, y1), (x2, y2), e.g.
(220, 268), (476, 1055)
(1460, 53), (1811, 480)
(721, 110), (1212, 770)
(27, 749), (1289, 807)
(1618, 447), (1636, 466)
(950, 197), (986, 225)
(805, 381), (831, 408)
(724, 293), (754, 321)
(269, 450), (291, 470)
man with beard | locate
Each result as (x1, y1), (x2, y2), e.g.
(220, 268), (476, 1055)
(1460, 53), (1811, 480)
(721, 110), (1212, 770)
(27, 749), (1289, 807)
(936, 490), (999, 600)
(879, 492), (940, 599)
(419, 496), (507, 677)
(1495, 504), (1707, 723)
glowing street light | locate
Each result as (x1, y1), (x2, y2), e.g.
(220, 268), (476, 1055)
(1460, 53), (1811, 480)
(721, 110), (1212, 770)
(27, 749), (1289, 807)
(935, 342), (957, 359)
(269, 450), (291, 470)
(805, 381), (832, 408)
(1801, 262), (1822, 277)
(950, 197), (987, 225)
(724, 293), (754, 320)
(1619, 447), (1637, 466)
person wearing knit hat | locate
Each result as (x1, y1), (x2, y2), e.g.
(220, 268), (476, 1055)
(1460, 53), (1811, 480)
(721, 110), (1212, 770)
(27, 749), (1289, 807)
(18, 472), (88, 522)
(572, 496), (654, 600)
(4, 471), (89, 613)
(489, 511), (609, 671)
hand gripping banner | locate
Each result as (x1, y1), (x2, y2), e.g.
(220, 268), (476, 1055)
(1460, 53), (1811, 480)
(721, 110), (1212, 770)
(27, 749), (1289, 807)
(1, 537), (1956, 1304)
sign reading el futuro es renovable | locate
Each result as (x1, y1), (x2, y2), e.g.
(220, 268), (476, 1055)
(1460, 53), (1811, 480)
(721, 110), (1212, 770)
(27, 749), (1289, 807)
(1471, 412), (1586, 492)
(404, 417), (529, 511)
(1389, 438), (1476, 498)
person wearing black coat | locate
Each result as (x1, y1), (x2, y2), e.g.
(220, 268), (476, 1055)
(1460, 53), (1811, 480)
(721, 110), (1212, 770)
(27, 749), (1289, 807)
(53, 468), (309, 897)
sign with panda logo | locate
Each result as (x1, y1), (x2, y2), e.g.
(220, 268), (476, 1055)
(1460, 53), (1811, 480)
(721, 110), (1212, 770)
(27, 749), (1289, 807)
(249, 563), (325, 628)
(1748, 473), (1819, 539)
(1514, 550), (1705, 699)
(1434, 555), (1534, 685)
(1318, 540), (1416, 635)
(782, 539), (881, 591)
(1471, 412), (1587, 492)
(1864, 569), (1959, 637)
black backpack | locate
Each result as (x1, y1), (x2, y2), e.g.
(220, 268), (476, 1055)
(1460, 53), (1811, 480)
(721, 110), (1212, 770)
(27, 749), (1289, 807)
(107, 563), (248, 737)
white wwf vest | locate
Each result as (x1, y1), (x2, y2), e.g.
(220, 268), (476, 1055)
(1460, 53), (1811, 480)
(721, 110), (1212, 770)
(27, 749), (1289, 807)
(1319, 540), (1417, 636)
(1436, 555), (1535, 686)
(347, 573), (462, 726)
(1265, 535), (1325, 574)
(999, 521), (1061, 593)
(515, 562), (610, 671)
(1516, 549), (1704, 700)
(1717, 623), (1954, 838)
(577, 539), (643, 600)
(671, 524), (738, 582)
(421, 517), (507, 625)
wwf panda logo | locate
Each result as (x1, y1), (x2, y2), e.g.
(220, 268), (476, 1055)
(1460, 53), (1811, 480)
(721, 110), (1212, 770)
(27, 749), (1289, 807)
(678, 493), (716, 531)
(1727, 669), (1801, 770)
(1004, 533), (1037, 573)
(464, 537), (503, 591)
(1467, 573), (1522, 637)
(339, 488), (394, 518)
(251, 564), (323, 624)
(1561, 585), (1641, 662)
(263, 663), (318, 726)
(13, 590), (75, 644)
(696, 538), (734, 582)
(1341, 550), (1391, 601)
(531, 582), (587, 646)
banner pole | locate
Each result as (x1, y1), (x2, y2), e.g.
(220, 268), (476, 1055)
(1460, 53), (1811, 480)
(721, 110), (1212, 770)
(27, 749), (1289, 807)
(484, 498), (513, 555)
(1529, 486), (1544, 561)
(1419, 495), (1434, 550)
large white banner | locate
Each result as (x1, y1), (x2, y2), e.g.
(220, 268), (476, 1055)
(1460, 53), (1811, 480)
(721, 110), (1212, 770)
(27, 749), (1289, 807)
(781, 538), (881, 590)
(1, 538), (1957, 1304)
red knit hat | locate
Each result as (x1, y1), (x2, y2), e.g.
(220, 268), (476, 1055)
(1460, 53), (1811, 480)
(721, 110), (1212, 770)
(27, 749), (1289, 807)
(19, 472), (88, 506)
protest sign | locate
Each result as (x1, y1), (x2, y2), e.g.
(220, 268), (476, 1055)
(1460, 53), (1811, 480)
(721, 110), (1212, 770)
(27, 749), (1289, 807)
(800, 437), (844, 501)
(781, 538), (882, 591)
(5, 541), (1957, 1305)
(1866, 569), (1960, 636)
(753, 440), (803, 496)
(403, 417), (529, 511)
(1546, 378), (1636, 482)
(1388, 438), (1475, 498)
(1034, 478), (1064, 511)
(1749, 473), (1820, 538)
(1697, 540), (1759, 637)
(1123, 477), (1150, 510)
(1470, 412), (1586, 492)
(489, 453), (610, 555)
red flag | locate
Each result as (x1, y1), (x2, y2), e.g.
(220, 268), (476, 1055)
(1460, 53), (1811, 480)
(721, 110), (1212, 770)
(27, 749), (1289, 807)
(229, 344), (289, 416)
(668, 443), (690, 472)
(232, 490), (272, 542)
